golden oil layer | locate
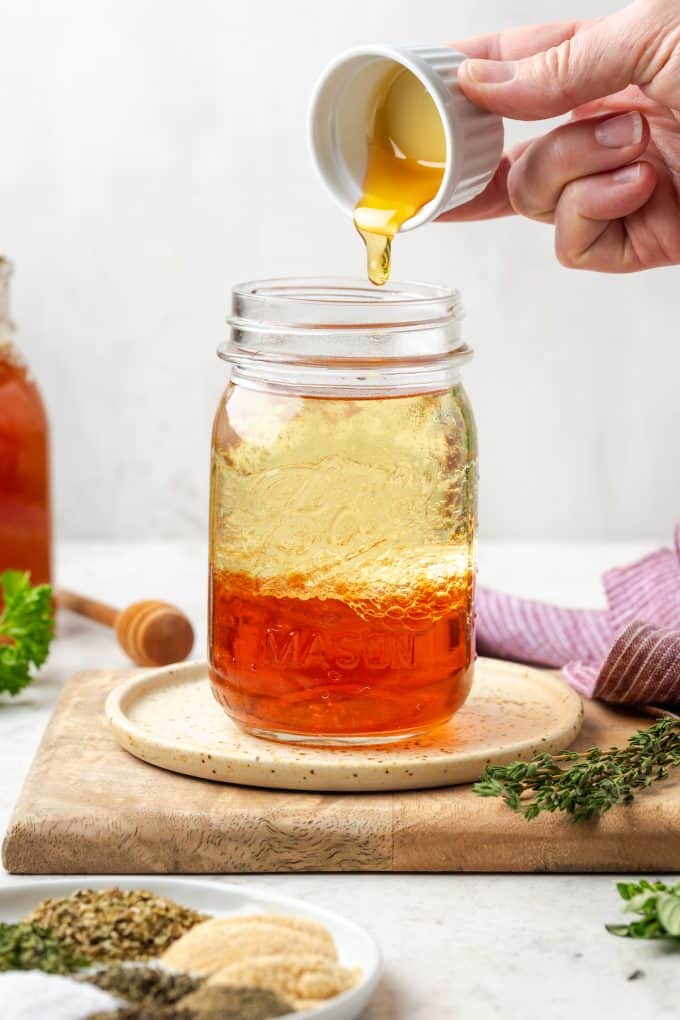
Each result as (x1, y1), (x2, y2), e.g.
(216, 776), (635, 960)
(210, 387), (477, 623)
(354, 66), (446, 285)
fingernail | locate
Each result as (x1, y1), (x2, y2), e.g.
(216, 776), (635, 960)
(595, 112), (643, 148)
(464, 59), (516, 84)
(613, 163), (642, 183)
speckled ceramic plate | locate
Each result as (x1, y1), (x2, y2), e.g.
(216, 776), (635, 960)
(105, 658), (583, 792)
(0, 876), (381, 1020)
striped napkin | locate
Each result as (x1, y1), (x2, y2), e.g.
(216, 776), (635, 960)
(476, 523), (680, 705)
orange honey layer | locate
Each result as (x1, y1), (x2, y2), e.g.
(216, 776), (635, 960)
(209, 569), (474, 740)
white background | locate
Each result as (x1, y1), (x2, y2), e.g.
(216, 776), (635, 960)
(2, 0), (678, 542)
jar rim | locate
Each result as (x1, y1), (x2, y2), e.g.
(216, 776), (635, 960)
(228, 276), (462, 332)
(222, 277), (467, 380)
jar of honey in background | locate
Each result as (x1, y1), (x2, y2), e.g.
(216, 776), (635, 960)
(209, 278), (477, 745)
(0, 256), (51, 589)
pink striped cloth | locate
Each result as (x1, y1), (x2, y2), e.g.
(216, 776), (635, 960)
(476, 522), (680, 705)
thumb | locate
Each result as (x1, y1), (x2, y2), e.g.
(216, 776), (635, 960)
(458, 10), (646, 120)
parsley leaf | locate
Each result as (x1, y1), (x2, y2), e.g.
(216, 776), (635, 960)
(0, 570), (54, 695)
(607, 880), (680, 940)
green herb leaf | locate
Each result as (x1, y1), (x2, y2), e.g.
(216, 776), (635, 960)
(473, 718), (680, 822)
(0, 570), (54, 695)
(606, 880), (680, 941)
(657, 893), (680, 937)
(0, 922), (89, 973)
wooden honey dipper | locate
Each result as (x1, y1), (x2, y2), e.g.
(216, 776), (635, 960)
(57, 589), (195, 667)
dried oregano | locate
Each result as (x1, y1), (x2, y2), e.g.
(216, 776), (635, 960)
(0, 922), (89, 974)
(25, 889), (209, 963)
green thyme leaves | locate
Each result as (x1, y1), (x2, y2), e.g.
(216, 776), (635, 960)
(607, 880), (680, 940)
(474, 718), (680, 822)
(0, 570), (54, 695)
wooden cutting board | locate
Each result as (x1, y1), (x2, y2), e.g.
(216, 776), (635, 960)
(3, 667), (679, 874)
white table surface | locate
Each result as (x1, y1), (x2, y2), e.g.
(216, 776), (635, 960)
(1, 539), (678, 1020)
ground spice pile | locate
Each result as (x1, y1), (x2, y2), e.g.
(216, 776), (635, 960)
(179, 984), (292, 1019)
(88, 1008), (192, 1020)
(26, 889), (209, 963)
(208, 953), (359, 1010)
(88, 985), (292, 1020)
(162, 913), (359, 1010)
(161, 913), (338, 973)
(8, 894), (360, 1017)
(0, 922), (90, 974)
(80, 964), (201, 1006)
(1, 970), (120, 1020)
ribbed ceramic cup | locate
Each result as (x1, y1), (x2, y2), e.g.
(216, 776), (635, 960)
(308, 44), (504, 230)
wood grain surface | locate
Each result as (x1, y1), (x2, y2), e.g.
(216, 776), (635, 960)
(3, 669), (679, 874)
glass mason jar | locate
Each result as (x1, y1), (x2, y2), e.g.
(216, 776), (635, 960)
(209, 278), (477, 745)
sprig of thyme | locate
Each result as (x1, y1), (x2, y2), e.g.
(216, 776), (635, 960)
(473, 717), (680, 822)
(0, 570), (54, 695)
(607, 879), (680, 940)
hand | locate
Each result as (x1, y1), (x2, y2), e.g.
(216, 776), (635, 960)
(442, 1), (680, 272)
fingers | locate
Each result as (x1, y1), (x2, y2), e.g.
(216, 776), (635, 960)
(568, 86), (660, 124)
(440, 110), (650, 224)
(457, 8), (647, 119)
(452, 20), (583, 61)
(437, 145), (528, 222)
(554, 162), (657, 272)
(507, 111), (650, 222)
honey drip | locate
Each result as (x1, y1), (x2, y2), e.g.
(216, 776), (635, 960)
(354, 66), (446, 286)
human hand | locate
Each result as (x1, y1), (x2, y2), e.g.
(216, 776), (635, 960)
(443, 0), (680, 272)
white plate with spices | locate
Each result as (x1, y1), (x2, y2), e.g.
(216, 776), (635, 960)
(0, 875), (381, 1019)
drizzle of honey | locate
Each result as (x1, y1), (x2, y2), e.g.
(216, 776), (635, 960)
(354, 66), (446, 285)
(209, 569), (474, 742)
(0, 344), (51, 590)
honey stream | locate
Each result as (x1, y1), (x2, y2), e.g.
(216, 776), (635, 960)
(354, 66), (446, 285)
